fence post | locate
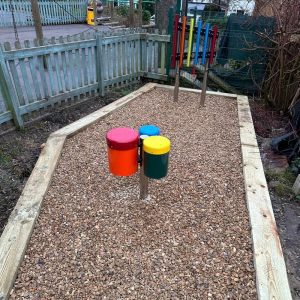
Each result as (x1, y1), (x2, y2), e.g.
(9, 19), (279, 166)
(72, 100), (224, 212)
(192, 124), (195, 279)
(0, 48), (23, 129)
(166, 6), (174, 79)
(96, 33), (105, 97)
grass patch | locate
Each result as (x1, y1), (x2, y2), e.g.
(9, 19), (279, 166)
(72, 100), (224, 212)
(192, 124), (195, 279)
(0, 149), (12, 168)
(265, 169), (296, 197)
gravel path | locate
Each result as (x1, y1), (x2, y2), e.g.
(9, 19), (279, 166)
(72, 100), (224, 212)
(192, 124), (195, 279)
(11, 88), (256, 299)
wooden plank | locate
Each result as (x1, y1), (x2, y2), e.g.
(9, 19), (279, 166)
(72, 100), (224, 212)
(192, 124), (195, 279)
(0, 135), (66, 300)
(109, 43), (113, 80)
(45, 51), (57, 96)
(74, 45), (83, 88)
(142, 39), (147, 72)
(237, 95), (292, 300)
(15, 42), (33, 104)
(19, 84), (98, 115)
(59, 36), (71, 92)
(24, 40), (42, 101)
(66, 36), (77, 90)
(0, 111), (12, 125)
(154, 41), (159, 74)
(53, 83), (156, 137)
(0, 83), (8, 114)
(161, 42), (166, 75)
(104, 73), (143, 86)
(112, 42), (117, 79)
(156, 84), (238, 98)
(0, 47), (24, 128)
(87, 46), (93, 84)
(96, 35), (104, 97)
(142, 72), (168, 81)
(137, 39), (141, 75)
(3, 40), (96, 61)
(195, 65), (240, 95)
(144, 34), (170, 43)
(3, 42), (25, 106)
(118, 41), (122, 77)
(80, 34), (89, 87)
(122, 41), (126, 77)
(102, 34), (141, 45)
(34, 40), (50, 99)
(104, 43), (109, 81)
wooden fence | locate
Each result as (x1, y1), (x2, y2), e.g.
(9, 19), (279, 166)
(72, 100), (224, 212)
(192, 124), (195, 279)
(0, 29), (169, 128)
(0, 0), (87, 27)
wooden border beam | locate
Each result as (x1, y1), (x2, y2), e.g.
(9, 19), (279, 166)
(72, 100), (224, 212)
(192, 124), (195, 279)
(237, 95), (292, 300)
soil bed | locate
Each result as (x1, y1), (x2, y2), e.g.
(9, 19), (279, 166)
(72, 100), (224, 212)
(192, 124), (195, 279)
(11, 88), (256, 299)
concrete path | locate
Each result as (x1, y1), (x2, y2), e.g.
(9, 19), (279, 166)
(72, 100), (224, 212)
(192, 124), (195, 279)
(0, 24), (110, 45)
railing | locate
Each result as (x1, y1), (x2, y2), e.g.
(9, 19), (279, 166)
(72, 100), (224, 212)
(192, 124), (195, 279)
(0, 29), (170, 129)
(0, 0), (87, 27)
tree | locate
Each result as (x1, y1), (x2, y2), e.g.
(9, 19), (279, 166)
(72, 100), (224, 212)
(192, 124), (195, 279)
(254, 0), (300, 110)
(129, 0), (134, 27)
(155, 0), (176, 32)
(30, 0), (43, 42)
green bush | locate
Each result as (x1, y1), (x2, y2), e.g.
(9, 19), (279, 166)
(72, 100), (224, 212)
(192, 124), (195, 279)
(142, 9), (151, 23)
(142, 3), (155, 15)
(116, 5), (128, 17)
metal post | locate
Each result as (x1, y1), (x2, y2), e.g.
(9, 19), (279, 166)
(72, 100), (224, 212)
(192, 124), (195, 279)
(174, 66), (180, 102)
(138, 0), (143, 27)
(139, 135), (149, 200)
(30, 0), (47, 68)
(200, 60), (209, 107)
(30, 0), (43, 42)
(139, 166), (149, 200)
(93, 0), (98, 26)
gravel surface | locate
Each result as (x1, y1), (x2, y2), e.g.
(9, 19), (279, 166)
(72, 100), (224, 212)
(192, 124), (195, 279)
(12, 88), (256, 299)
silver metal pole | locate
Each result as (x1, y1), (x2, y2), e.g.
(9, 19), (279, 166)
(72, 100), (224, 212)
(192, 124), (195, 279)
(139, 135), (149, 200)
(200, 60), (209, 107)
(174, 66), (180, 102)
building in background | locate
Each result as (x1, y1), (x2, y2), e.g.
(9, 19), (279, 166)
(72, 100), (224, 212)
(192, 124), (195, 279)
(227, 0), (255, 15)
(253, 0), (278, 16)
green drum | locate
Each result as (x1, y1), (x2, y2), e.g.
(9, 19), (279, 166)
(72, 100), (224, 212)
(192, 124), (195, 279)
(143, 136), (171, 179)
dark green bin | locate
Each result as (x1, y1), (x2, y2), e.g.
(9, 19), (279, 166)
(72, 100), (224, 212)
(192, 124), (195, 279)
(143, 136), (171, 179)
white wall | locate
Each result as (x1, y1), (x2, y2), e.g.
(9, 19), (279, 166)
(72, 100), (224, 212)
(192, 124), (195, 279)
(227, 0), (255, 15)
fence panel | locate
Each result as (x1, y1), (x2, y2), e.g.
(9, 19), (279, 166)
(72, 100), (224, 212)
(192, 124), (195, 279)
(0, 0), (87, 27)
(0, 31), (170, 128)
(2, 34), (98, 118)
(143, 33), (169, 80)
(102, 31), (142, 89)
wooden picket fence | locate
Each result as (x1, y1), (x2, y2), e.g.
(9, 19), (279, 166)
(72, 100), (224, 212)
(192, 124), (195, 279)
(0, 29), (169, 129)
(0, 0), (87, 27)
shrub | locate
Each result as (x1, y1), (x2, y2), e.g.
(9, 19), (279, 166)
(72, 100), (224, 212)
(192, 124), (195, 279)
(142, 9), (151, 23)
(116, 5), (128, 17)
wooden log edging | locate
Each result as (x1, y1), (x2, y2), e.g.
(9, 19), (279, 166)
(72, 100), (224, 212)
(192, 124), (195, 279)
(0, 83), (156, 300)
(0, 83), (291, 299)
(237, 95), (292, 300)
(0, 135), (66, 300)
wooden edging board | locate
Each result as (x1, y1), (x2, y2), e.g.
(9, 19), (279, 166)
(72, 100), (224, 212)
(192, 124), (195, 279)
(0, 83), (291, 300)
